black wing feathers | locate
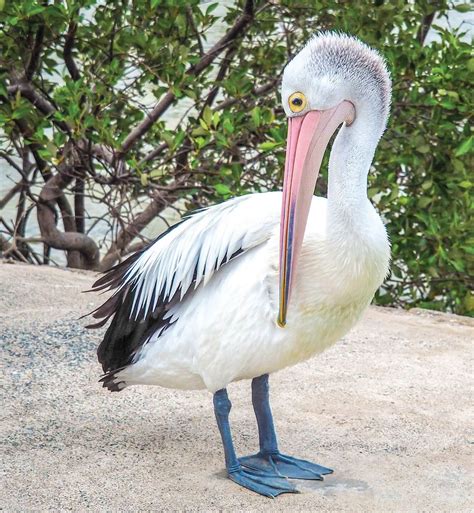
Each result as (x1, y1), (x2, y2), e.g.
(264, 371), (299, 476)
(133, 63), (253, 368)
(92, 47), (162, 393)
(87, 222), (186, 375)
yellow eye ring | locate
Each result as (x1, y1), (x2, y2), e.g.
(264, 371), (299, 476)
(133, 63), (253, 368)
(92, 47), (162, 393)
(288, 92), (307, 113)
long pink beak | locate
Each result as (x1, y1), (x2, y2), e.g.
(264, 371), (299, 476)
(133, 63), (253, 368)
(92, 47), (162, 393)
(278, 101), (355, 327)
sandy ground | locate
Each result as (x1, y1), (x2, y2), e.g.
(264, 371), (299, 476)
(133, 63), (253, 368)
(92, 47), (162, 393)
(1, 262), (473, 512)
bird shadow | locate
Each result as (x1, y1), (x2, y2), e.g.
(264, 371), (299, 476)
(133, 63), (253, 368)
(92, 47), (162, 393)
(212, 468), (370, 496)
(299, 475), (370, 496)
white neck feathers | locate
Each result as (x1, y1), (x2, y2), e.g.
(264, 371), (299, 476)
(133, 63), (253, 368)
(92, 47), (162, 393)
(327, 102), (385, 221)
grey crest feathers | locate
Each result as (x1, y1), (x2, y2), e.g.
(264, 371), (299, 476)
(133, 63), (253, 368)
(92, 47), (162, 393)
(309, 32), (390, 106)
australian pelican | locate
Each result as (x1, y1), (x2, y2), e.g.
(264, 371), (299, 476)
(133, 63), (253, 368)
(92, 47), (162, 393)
(88, 32), (391, 497)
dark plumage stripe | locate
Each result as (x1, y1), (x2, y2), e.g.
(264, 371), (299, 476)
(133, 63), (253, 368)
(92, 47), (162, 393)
(87, 221), (188, 378)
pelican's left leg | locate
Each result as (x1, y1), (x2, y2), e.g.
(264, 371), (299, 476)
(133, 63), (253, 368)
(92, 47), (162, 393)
(239, 374), (333, 480)
(213, 388), (297, 497)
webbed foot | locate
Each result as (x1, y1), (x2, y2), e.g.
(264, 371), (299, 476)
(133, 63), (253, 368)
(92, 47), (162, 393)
(228, 465), (298, 498)
(240, 452), (332, 480)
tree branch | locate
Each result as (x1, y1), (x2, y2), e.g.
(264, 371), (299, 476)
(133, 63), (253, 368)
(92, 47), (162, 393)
(99, 192), (170, 271)
(119, 0), (256, 155)
(0, 182), (23, 210)
(25, 21), (45, 80)
(73, 177), (85, 233)
(12, 117), (51, 181)
(216, 78), (279, 111)
(200, 45), (237, 116)
(7, 81), (71, 134)
(120, 91), (175, 154)
(138, 143), (168, 165)
(417, 11), (436, 45)
(188, 0), (254, 76)
(0, 151), (28, 176)
(185, 5), (204, 56)
(37, 165), (100, 269)
(64, 22), (81, 81)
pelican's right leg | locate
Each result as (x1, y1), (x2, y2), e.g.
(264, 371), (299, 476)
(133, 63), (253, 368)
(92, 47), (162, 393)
(213, 388), (297, 498)
(239, 374), (333, 480)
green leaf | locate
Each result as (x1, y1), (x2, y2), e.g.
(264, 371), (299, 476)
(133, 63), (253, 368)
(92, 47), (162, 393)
(259, 141), (282, 152)
(149, 168), (165, 179)
(37, 148), (52, 159)
(251, 107), (261, 127)
(418, 197), (432, 208)
(454, 136), (473, 157)
(421, 180), (432, 191)
(214, 183), (231, 196)
(454, 3), (472, 12)
(195, 137), (207, 149)
(206, 2), (218, 15)
(212, 112), (220, 128)
(222, 118), (234, 133)
(191, 127), (207, 137)
(26, 5), (46, 16)
(202, 106), (213, 128)
(0, 81), (8, 97)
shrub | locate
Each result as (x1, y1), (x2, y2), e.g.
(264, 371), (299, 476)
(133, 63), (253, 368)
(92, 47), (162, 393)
(0, 1), (472, 314)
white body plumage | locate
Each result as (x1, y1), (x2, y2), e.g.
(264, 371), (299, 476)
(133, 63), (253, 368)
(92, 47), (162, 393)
(92, 32), (392, 397)
(89, 31), (394, 499)
(115, 191), (389, 393)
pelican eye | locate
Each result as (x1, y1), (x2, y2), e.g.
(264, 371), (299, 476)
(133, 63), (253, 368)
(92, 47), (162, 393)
(288, 92), (307, 113)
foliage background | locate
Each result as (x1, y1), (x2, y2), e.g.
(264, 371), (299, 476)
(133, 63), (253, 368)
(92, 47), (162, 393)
(0, 0), (472, 315)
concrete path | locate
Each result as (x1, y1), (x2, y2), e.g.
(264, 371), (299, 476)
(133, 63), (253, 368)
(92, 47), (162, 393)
(1, 263), (473, 512)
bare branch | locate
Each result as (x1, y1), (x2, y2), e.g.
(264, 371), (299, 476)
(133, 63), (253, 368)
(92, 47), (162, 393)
(11, 117), (52, 182)
(216, 78), (279, 111)
(25, 21), (45, 80)
(417, 11), (436, 45)
(188, 0), (254, 76)
(139, 143), (168, 166)
(73, 177), (85, 233)
(120, 91), (175, 154)
(0, 182), (23, 210)
(185, 5), (204, 56)
(200, 45), (237, 116)
(99, 192), (168, 271)
(7, 81), (71, 134)
(64, 22), (81, 81)
(0, 217), (41, 265)
(119, 0), (256, 155)
(37, 168), (100, 269)
(0, 151), (27, 176)
(28, 142), (100, 269)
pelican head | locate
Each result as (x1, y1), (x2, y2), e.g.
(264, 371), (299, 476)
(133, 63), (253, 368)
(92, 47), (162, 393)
(278, 32), (391, 327)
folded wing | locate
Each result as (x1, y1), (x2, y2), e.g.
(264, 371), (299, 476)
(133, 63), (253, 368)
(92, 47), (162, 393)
(88, 192), (279, 377)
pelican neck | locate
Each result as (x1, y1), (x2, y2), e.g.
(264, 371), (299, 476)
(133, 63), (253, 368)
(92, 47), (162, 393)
(327, 105), (384, 219)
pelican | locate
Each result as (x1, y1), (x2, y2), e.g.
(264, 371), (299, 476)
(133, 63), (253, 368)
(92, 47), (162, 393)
(88, 32), (391, 497)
